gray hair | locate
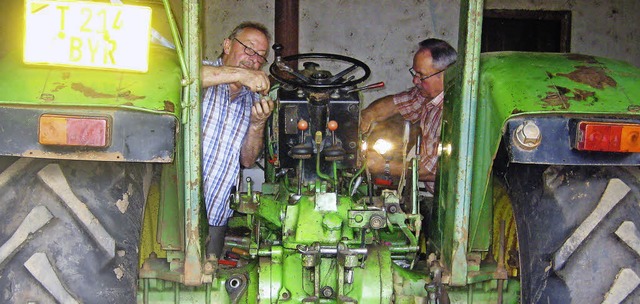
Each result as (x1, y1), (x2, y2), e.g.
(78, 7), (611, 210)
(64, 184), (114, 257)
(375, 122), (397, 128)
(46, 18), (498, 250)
(418, 38), (457, 70)
(228, 21), (272, 45)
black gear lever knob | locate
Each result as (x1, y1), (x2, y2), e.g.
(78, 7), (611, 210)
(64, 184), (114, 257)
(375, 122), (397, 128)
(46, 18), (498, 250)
(272, 43), (284, 59)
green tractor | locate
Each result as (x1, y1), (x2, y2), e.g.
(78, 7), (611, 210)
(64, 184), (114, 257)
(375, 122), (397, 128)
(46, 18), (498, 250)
(437, 0), (640, 302)
(0, 0), (198, 302)
(2, 0), (640, 303)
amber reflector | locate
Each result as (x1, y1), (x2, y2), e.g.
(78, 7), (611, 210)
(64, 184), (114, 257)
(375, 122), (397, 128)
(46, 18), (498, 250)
(39, 114), (109, 147)
(576, 121), (640, 152)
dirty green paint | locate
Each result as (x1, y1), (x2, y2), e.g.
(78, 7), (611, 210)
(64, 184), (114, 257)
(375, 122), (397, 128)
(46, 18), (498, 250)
(0, 48), (182, 116)
(256, 196), (285, 228)
(438, 0), (484, 287)
(437, 10), (640, 286)
(467, 52), (640, 264)
(180, 0), (203, 286)
(281, 196), (355, 246)
(480, 52), (640, 115)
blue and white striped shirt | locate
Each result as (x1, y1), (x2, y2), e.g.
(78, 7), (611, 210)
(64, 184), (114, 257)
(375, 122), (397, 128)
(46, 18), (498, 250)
(202, 58), (258, 226)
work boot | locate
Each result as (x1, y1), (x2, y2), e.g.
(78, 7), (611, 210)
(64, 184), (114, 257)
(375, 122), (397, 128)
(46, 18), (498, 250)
(207, 225), (227, 259)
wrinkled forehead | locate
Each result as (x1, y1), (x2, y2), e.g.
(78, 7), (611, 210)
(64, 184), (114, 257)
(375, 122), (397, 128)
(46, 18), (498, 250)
(236, 28), (269, 52)
(412, 49), (435, 72)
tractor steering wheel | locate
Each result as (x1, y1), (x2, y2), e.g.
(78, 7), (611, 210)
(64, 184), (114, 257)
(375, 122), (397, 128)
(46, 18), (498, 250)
(269, 44), (371, 90)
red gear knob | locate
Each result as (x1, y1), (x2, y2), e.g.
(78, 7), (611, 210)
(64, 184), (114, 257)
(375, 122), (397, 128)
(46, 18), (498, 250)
(327, 120), (338, 131)
(298, 119), (309, 131)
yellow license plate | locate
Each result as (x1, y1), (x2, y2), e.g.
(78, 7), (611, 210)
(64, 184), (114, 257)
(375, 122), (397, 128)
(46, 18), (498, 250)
(24, 0), (151, 72)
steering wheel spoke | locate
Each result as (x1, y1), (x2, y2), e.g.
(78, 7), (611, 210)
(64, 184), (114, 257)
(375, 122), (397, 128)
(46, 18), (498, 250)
(270, 51), (371, 90)
(326, 64), (358, 84)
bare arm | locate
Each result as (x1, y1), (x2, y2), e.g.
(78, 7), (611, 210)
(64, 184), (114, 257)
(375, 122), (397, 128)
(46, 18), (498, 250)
(240, 98), (275, 167)
(360, 95), (400, 134)
(201, 65), (270, 95)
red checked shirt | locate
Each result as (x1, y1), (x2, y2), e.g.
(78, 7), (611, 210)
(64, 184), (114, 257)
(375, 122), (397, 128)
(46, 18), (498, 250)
(394, 88), (444, 192)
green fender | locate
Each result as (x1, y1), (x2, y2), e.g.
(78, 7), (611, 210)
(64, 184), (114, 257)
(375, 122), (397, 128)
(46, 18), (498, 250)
(437, 51), (640, 283)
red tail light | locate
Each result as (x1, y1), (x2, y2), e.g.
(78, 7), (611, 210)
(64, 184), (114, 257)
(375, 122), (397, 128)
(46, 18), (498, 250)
(576, 121), (640, 152)
(39, 114), (110, 147)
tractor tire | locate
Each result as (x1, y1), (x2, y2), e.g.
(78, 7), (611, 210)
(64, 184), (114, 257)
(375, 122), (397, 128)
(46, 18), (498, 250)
(506, 165), (640, 304)
(0, 157), (151, 304)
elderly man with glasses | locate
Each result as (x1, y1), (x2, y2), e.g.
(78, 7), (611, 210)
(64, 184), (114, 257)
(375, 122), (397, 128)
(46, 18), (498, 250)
(200, 21), (274, 259)
(360, 38), (457, 193)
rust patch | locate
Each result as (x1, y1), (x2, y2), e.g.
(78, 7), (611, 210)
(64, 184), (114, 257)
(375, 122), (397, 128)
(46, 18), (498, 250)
(23, 150), (125, 161)
(511, 108), (523, 115)
(50, 82), (66, 92)
(22, 150), (172, 163)
(556, 86), (570, 95)
(542, 85), (597, 109)
(164, 100), (175, 112)
(62, 72), (71, 80)
(542, 86), (570, 109)
(628, 105), (640, 112)
(117, 90), (145, 101)
(564, 54), (600, 64)
(572, 89), (595, 101)
(556, 66), (617, 89)
(71, 83), (115, 98)
(39, 93), (55, 102)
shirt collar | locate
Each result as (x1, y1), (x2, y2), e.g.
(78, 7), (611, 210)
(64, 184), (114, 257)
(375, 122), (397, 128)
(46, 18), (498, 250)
(430, 91), (445, 107)
(411, 88), (445, 107)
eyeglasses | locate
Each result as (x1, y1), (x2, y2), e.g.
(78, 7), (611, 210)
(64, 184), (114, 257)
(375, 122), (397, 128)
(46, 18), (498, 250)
(234, 38), (268, 64)
(409, 67), (444, 81)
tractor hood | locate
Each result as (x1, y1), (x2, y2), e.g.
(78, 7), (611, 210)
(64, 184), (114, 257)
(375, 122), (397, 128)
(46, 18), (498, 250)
(0, 45), (182, 117)
(479, 52), (640, 117)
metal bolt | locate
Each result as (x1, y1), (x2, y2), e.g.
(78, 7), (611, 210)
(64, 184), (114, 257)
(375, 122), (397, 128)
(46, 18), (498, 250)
(321, 286), (334, 298)
(281, 292), (290, 300)
(514, 120), (542, 149)
(369, 215), (385, 229)
(387, 204), (398, 214)
(229, 278), (241, 288)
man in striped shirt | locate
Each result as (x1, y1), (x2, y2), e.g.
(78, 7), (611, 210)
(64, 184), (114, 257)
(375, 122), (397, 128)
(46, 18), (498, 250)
(201, 22), (274, 258)
(360, 39), (457, 193)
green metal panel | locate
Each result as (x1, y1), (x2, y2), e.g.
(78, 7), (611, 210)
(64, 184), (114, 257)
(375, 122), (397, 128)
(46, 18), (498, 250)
(139, 262), (259, 303)
(282, 196), (354, 246)
(179, 0), (203, 286)
(472, 52), (640, 242)
(446, 279), (520, 304)
(158, 162), (184, 250)
(437, 0), (483, 287)
(439, 2), (640, 287)
(0, 48), (182, 116)
(479, 52), (640, 115)
(0, 0), (182, 116)
(468, 52), (640, 261)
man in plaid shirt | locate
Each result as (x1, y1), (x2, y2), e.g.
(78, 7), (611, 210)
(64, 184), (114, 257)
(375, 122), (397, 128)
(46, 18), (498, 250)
(360, 38), (457, 193)
(201, 22), (274, 258)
